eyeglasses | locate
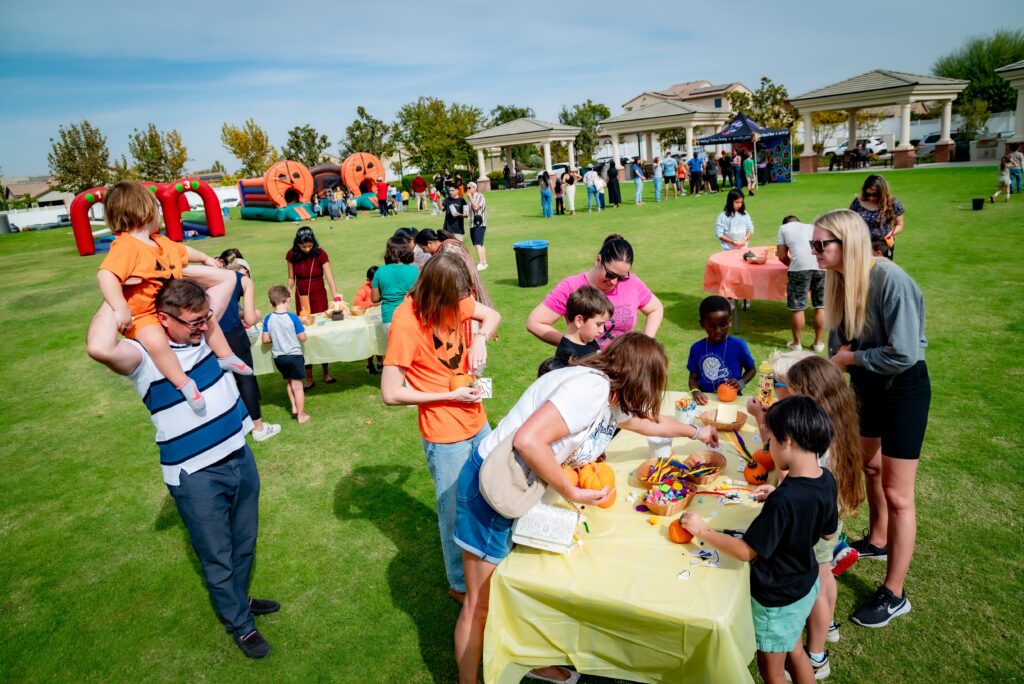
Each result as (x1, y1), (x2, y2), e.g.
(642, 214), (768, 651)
(773, 381), (788, 388)
(163, 310), (213, 331)
(809, 239), (842, 254)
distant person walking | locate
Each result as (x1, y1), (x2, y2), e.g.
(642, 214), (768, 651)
(632, 157), (645, 205)
(687, 152), (704, 196)
(584, 164), (601, 213)
(606, 161), (622, 208)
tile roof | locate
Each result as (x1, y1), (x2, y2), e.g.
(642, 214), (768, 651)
(995, 59), (1024, 73)
(466, 117), (580, 141)
(791, 70), (969, 101)
(601, 99), (724, 125)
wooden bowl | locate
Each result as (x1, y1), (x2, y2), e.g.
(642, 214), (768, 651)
(635, 458), (659, 489)
(744, 254), (767, 264)
(644, 490), (694, 516)
(682, 451), (727, 484)
(349, 305), (365, 317)
(699, 409), (747, 432)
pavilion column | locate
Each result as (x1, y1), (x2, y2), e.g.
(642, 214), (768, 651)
(610, 135), (621, 167)
(1013, 88), (1024, 143)
(542, 142), (553, 172)
(685, 126), (694, 155)
(567, 140), (576, 168)
(799, 111), (817, 173)
(475, 148), (491, 192)
(505, 147), (515, 187)
(644, 133), (654, 161)
(846, 110), (858, 151)
(934, 100), (955, 163)
(893, 103), (915, 169)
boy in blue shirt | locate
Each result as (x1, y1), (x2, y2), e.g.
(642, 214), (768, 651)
(687, 295), (756, 405)
(262, 285), (310, 424)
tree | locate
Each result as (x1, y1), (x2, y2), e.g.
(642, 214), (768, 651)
(933, 29), (1024, 113)
(558, 99), (611, 162)
(726, 77), (797, 132)
(126, 124), (188, 181)
(220, 119), (278, 177)
(339, 107), (396, 160)
(811, 111), (848, 154)
(957, 98), (991, 139)
(281, 124), (331, 168)
(47, 119), (111, 193)
(393, 97), (484, 172)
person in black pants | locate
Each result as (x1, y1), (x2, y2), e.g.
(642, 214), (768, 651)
(219, 251), (279, 442)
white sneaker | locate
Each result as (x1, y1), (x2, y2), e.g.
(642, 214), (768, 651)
(787, 342), (802, 352)
(813, 342), (826, 353)
(252, 423), (281, 442)
(476, 263), (488, 271)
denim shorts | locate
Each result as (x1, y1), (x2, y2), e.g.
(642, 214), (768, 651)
(454, 448), (514, 564)
(786, 269), (825, 311)
(751, 578), (820, 652)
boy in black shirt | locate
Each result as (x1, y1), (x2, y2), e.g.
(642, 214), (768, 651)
(682, 395), (838, 684)
(554, 286), (613, 365)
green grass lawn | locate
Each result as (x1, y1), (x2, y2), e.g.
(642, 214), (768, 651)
(1, 166), (1021, 682)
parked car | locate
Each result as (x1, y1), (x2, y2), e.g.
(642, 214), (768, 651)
(824, 136), (888, 158)
(916, 132), (942, 157)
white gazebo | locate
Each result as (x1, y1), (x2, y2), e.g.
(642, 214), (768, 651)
(789, 70), (969, 171)
(598, 100), (732, 166)
(996, 59), (1024, 153)
(465, 118), (581, 191)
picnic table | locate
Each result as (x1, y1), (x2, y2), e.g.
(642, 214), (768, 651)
(248, 309), (387, 375)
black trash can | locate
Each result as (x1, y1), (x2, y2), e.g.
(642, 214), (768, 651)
(972, 198), (985, 211)
(513, 240), (549, 287)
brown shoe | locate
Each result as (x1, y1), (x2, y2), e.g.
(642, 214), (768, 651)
(448, 588), (466, 605)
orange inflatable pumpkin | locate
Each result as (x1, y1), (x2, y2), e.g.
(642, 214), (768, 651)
(717, 383), (738, 403)
(578, 462), (616, 508)
(341, 152), (384, 196)
(449, 373), (474, 391)
(744, 462), (770, 485)
(562, 466), (579, 488)
(752, 448), (775, 471)
(264, 160), (314, 206)
(668, 519), (693, 544)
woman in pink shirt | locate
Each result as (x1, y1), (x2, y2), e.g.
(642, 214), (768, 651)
(527, 234), (664, 349)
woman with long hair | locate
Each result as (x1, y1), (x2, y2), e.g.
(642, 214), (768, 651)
(606, 160), (622, 207)
(539, 171), (554, 218)
(453, 333), (719, 683)
(371, 236), (419, 333)
(849, 174), (905, 260)
(380, 253), (501, 607)
(285, 226), (342, 387)
(527, 234), (664, 349)
(714, 188), (754, 251)
(812, 209), (929, 629)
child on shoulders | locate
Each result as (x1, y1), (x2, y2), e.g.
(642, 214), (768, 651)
(687, 295), (756, 405)
(682, 395), (838, 684)
(261, 285), (310, 424)
(97, 181), (250, 413)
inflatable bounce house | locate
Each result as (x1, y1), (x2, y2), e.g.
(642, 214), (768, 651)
(70, 179), (225, 256)
(238, 160), (320, 221)
(341, 152), (384, 210)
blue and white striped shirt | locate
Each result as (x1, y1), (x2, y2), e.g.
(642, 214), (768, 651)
(127, 339), (253, 485)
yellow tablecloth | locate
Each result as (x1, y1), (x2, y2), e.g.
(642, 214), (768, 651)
(483, 392), (765, 684)
(248, 311), (388, 375)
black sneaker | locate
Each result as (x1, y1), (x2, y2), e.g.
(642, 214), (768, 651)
(849, 536), (887, 560)
(234, 629), (271, 658)
(249, 597), (280, 616)
(850, 585), (911, 628)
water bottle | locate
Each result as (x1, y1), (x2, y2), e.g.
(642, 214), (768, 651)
(756, 359), (775, 406)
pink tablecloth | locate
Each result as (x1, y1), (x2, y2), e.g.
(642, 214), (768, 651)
(702, 249), (788, 302)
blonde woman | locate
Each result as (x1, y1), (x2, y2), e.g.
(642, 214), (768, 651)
(811, 209), (929, 629)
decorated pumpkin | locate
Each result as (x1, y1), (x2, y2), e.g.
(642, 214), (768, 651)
(264, 160), (314, 206)
(743, 462), (770, 485)
(341, 152), (384, 199)
(668, 519), (693, 544)
(716, 383), (738, 403)
(752, 448), (775, 471)
(578, 462), (616, 508)
(449, 373), (474, 391)
(562, 466), (579, 487)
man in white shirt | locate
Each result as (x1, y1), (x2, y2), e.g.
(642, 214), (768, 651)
(776, 215), (825, 352)
(583, 164), (601, 212)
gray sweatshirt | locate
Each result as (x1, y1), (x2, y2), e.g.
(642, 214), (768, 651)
(828, 258), (927, 375)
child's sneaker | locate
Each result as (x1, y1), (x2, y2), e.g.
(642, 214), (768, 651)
(831, 539), (859, 576)
(784, 649), (830, 680)
(827, 620), (841, 642)
(218, 355), (253, 376)
(252, 423), (281, 442)
(850, 585), (910, 628)
(177, 378), (206, 413)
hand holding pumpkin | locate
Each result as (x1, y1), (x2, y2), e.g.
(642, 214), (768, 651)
(680, 511), (710, 537)
(449, 385), (482, 403)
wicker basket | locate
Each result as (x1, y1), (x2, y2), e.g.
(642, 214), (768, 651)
(683, 451), (727, 485)
(644, 490), (694, 516)
(699, 409), (747, 432)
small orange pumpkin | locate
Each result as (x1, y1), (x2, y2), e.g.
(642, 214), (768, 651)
(579, 462), (616, 508)
(449, 373), (473, 391)
(717, 383), (738, 402)
(752, 448), (775, 471)
(744, 462), (770, 485)
(562, 466), (579, 488)
(668, 519), (693, 544)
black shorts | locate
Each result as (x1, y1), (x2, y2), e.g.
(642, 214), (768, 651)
(849, 360), (930, 459)
(470, 225), (486, 246)
(274, 354), (307, 381)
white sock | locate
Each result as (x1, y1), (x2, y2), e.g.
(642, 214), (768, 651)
(808, 651), (826, 663)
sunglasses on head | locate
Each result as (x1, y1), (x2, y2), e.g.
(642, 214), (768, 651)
(809, 239), (842, 254)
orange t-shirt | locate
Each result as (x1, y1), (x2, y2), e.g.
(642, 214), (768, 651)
(353, 282), (373, 308)
(99, 233), (190, 335)
(384, 296), (486, 443)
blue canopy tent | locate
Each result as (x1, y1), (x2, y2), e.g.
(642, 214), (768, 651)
(697, 113), (793, 183)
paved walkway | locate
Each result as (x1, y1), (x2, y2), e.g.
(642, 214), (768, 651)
(801, 159), (998, 174)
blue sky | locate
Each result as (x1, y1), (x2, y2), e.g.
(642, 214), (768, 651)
(0, 1), (1016, 176)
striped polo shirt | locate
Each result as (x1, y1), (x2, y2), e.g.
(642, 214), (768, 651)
(127, 339), (253, 486)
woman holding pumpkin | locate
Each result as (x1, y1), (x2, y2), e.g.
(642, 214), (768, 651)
(812, 208), (929, 629)
(380, 253), (501, 607)
(452, 333), (719, 684)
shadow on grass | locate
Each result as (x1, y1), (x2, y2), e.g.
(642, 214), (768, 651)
(334, 465), (457, 683)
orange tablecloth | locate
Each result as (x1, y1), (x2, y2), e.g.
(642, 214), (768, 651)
(702, 250), (788, 302)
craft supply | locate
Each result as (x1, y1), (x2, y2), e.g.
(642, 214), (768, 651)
(723, 432), (756, 466)
(756, 359), (776, 406)
(677, 570), (691, 580)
